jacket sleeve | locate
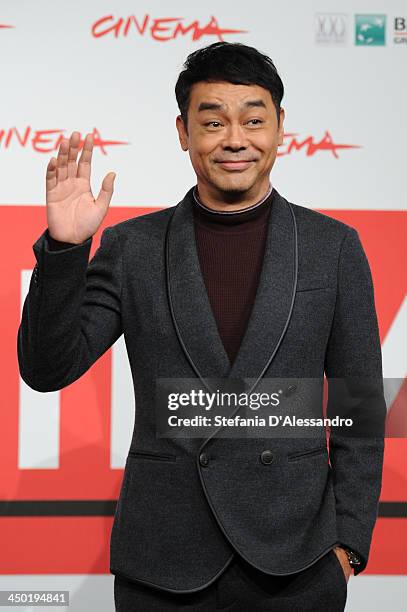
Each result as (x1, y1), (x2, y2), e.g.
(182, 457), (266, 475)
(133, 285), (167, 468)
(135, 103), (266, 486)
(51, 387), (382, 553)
(46, 234), (79, 251)
(324, 226), (386, 576)
(17, 226), (123, 392)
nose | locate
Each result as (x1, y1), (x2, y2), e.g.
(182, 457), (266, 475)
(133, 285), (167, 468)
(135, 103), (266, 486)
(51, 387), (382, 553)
(221, 122), (249, 151)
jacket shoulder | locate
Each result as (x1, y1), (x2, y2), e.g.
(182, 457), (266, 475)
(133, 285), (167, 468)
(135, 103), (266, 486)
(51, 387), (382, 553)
(289, 200), (355, 236)
(105, 206), (176, 243)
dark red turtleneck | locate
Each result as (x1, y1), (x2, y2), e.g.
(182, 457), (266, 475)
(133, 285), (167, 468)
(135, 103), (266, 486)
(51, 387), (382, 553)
(191, 185), (274, 366)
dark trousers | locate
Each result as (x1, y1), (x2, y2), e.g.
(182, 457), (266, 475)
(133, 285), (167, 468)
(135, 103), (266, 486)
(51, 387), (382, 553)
(113, 549), (348, 611)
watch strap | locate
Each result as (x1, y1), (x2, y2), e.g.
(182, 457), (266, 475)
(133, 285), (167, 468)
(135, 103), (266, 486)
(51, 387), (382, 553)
(341, 546), (362, 566)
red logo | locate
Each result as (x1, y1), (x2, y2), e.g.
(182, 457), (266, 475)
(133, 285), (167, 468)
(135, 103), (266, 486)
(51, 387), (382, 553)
(0, 128), (128, 154)
(92, 14), (248, 41)
(278, 131), (361, 158)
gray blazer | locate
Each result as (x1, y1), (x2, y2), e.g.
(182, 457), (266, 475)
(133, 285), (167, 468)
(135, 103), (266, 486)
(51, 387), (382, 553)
(17, 186), (386, 593)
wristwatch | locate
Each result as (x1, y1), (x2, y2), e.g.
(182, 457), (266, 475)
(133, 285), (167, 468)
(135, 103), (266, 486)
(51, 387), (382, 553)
(341, 546), (362, 568)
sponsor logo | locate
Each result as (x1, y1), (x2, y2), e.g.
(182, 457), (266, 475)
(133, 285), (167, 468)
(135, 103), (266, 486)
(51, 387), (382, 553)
(315, 13), (348, 45)
(355, 14), (386, 46)
(394, 17), (407, 44)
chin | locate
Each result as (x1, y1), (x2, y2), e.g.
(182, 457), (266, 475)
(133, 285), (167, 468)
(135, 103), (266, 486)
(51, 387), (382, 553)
(217, 181), (253, 196)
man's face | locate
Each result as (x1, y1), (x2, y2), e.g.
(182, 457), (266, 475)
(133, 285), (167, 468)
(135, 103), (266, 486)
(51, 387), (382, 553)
(176, 80), (284, 203)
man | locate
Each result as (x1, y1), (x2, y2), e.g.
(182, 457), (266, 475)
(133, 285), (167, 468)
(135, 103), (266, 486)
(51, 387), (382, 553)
(18, 42), (386, 611)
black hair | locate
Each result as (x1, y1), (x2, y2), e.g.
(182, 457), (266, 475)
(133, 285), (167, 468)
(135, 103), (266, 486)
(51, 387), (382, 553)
(175, 42), (284, 132)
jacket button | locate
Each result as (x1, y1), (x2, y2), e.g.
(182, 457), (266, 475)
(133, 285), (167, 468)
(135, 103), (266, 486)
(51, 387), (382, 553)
(284, 384), (297, 397)
(260, 450), (274, 464)
(199, 452), (209, 467)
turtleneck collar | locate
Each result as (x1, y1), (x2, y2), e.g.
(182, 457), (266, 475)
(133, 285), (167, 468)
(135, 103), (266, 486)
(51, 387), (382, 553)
(192, 182), (274, 227)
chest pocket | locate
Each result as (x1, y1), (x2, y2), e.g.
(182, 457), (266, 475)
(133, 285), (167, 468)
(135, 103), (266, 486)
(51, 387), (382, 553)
(296, 274), (334, 292)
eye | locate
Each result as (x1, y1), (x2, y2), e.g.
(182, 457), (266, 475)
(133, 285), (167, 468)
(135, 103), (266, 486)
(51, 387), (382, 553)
(203, 119), (263, 128)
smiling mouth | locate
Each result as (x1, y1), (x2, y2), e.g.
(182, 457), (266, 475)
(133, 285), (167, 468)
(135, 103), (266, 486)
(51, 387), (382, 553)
(216, 160), (255, 170)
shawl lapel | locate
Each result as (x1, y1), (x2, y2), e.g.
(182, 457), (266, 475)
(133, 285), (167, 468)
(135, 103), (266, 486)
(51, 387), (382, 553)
(166, 186), (297, 397)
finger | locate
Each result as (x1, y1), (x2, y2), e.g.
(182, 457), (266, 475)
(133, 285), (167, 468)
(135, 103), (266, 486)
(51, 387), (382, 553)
(56, 137), (69, 182)
(77, 133), (93, 181)
(46, 157), (57, 192)
(67, 131), (81, 179)
(95, 172), (116, 214)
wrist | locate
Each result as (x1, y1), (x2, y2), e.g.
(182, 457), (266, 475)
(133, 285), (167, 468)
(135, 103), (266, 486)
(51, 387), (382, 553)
(338, 545), (362, 570)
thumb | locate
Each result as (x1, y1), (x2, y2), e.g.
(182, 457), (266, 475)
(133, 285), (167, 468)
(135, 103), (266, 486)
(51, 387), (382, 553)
(95, 172), (116, 213)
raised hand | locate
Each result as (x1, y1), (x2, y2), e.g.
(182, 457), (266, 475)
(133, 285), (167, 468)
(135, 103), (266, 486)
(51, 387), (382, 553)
(46, 131), (116, 244)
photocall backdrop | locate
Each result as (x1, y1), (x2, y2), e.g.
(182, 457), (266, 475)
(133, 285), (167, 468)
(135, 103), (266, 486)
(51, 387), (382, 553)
(1, 1), (406, 611)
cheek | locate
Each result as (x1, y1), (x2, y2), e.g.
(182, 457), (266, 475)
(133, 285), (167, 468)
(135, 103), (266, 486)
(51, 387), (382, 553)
(258, 133), (278, 151)
(192, 132), (222, 154)
(259, 142), (279, 166)
(190, 146), (215, 168)
(187, 151), (211, 177)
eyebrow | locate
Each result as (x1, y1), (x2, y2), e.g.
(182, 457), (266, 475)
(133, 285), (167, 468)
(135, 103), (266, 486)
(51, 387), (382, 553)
(197, 99), (267, 112)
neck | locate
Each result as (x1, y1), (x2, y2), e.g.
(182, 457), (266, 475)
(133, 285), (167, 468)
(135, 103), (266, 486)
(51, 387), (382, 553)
(194, 182), (273, 215)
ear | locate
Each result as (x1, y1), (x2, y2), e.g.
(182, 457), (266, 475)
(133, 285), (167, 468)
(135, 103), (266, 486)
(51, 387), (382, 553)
(277, 107), (285, 146)
(176, 115), (189, 151)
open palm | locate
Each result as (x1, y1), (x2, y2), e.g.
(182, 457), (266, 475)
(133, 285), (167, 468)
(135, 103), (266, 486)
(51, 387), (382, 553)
(46, 131), (116, 244)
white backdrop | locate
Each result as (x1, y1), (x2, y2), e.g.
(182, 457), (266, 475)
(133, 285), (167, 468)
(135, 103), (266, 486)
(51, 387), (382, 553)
(1, 0), (406, 210)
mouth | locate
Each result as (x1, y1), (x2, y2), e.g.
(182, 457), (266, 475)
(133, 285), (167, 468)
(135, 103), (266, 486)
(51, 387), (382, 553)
(215, 160), (255, 171)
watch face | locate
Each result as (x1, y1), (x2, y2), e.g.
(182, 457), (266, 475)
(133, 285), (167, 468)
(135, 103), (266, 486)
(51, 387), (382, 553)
(347, 552), (361, 565)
